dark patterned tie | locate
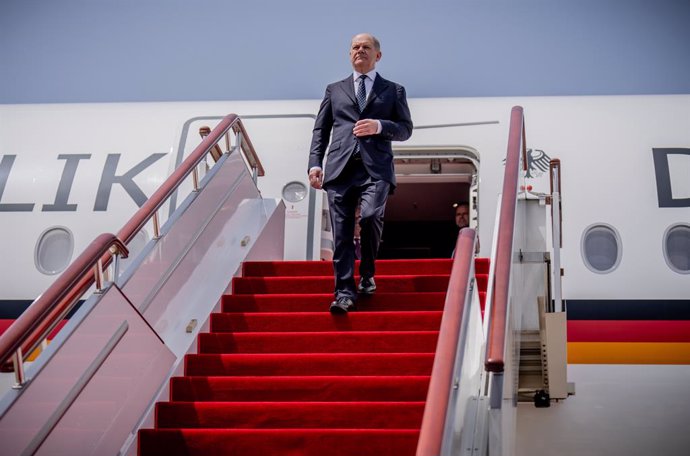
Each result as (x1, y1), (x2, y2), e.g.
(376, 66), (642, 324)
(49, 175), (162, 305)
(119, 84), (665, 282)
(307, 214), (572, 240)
(356, 75), (367, 111)
(353, 75), (367, 157)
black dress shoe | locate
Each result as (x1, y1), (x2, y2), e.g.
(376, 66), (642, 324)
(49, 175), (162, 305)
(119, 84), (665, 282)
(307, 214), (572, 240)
(357, 277), (376, 295)
(329, 297), (356, 314)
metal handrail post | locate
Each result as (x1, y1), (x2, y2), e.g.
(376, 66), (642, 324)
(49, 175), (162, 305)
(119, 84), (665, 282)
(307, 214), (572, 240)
(94, 260), (105, 293)
(11, 348), (25, 388)
(550, 162), (563, 312)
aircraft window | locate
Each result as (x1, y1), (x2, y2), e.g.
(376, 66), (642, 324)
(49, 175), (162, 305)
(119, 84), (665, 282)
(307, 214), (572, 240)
(35, 227), (74, 275)
(282, 181), (307, 203)
(663, 224), (690, 274)
(581, 224), (621, 274)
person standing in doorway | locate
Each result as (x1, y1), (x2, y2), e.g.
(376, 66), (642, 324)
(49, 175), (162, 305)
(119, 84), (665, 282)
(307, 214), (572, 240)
(308, 33), (413, 314)
(455, 202), (470, 230)
(453, 201), (480, 255)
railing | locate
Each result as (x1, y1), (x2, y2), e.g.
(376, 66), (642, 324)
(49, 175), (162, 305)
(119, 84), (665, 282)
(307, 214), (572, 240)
(549, 158), (563, 312)
(200, 119), (264, 180)
(549, 158), (562, 246)
(118, 114), (263, 244)
(417, 228), (477, 456)
(0, 114), (262, 388)
(0, 234), (128, 386)
(485, 106), (526, 373)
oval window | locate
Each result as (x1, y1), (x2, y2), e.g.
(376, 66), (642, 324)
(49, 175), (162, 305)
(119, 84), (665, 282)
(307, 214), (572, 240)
(663, 224), (690, 274)
(581, 224), (621, 274)
(35, 227), (74, 275)
(282, 181), (308, 203)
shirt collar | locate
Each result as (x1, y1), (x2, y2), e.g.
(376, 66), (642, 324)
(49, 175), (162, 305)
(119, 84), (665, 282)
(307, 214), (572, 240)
(353, 69), (377, 81)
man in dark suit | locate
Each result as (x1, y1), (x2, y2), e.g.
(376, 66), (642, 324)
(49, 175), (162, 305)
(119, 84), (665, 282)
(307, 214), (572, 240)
(308, 33), (413, 314)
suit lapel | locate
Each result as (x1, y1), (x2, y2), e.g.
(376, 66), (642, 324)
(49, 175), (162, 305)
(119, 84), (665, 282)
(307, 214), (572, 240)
(338, 75), (357, 106)
(364, 75), (390, 110)
(337, 73), (391, 112)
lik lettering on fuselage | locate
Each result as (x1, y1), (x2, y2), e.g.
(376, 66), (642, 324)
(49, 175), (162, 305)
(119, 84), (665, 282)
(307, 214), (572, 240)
(0, 153), (167, 212)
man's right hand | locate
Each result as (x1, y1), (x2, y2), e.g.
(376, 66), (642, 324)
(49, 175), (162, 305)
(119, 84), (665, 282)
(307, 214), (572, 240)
(308, 168), (323, 189)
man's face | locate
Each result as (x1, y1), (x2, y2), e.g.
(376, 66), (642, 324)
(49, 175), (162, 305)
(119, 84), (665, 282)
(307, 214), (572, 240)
(350, 34), (381, 74)
(455, 205), (470, 228)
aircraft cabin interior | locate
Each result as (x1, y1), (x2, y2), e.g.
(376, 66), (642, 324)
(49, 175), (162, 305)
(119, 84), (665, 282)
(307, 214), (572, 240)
(380, 146), (477, 259)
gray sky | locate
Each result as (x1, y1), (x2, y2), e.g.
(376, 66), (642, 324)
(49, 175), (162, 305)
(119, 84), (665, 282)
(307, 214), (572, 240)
(2, 0), (689, 103)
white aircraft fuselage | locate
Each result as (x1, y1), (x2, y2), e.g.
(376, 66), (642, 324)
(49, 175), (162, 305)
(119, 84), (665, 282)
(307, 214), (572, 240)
(1, 95), (688, 320)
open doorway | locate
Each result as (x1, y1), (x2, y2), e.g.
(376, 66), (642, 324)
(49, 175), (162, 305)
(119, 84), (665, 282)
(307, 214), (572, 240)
(379, 147), (478, 259)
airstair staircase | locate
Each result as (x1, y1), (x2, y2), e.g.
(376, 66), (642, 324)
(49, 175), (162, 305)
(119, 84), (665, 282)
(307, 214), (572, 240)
(137, 257), (489, 455)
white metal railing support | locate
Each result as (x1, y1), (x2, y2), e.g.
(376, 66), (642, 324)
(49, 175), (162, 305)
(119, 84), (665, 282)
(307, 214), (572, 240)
(11, 347), (25, 388)
(549, 160), (563, 313)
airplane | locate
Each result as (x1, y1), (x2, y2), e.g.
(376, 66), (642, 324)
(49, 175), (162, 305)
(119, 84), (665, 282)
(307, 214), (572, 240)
(1, 94), (689, 318)
(0, 94), (688, 455)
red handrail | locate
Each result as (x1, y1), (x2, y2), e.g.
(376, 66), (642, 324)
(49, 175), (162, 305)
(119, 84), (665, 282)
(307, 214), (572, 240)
(417, 228), (477, 456)
(118, 114), (263, 244)
(233, 117), (264, 177)
(0, 234), (128, 368)
(0, 114), (262, 378)
(485, 106), (524, 373)
(198, 126), (224, 161)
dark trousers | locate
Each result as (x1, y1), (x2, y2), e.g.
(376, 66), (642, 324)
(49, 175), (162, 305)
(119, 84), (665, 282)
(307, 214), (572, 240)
(326, 159), (389, 300)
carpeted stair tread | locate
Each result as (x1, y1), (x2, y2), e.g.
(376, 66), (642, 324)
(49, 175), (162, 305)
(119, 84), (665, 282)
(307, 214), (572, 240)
(242, 259), (452, 277)
(222, 292), (446, 312)
(242, 258), (489, 277)
(198, 331), (439, 354)
(170, 375), (431, 402)
(210, 311), (443, 332)
(232, 275), (450, 294)
(185, 353), (435, 376)
(138, 428), (420, 456)
(475, 257), (490, 275)
(155, 401), (425, 429)
(139, 257), (492, 455)
(475, 274), (488, 292)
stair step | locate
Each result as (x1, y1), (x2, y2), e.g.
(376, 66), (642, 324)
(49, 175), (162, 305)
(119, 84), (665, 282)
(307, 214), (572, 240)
(521, 330), (541, 342)
(475, 257), (490, 275)
(231, 275), (451, 294)
(241, 258), (490, 277)
(222, 292), (446, 312)
(475, 274), (488, 292)
(520, 354), (543, 363)
(184, 353), (435, 376)
(170, 375), (431, 402)
(139, 257), (492, 456)
(243, 259), (453, 277)
(138, 428), (420, 456)
(197, 331), (439, 354)
(520, 342), (542, 351)
(210, 311), (443, 332)
(155, 401), (425, 429)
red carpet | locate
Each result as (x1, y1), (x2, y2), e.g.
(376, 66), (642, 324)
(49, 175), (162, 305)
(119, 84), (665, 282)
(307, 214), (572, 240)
(138, 257), (489, 455)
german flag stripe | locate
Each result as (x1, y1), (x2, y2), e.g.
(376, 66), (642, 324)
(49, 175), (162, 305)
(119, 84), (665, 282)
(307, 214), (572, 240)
(568, 320), (690, 343)
(568, 342), (690, 364)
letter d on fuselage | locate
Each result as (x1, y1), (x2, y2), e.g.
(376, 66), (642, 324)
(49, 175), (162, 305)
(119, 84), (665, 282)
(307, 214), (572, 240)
(653, 148), (690, 208)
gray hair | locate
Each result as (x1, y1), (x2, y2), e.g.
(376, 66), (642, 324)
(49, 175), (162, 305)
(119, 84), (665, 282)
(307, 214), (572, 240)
(352, 33), (381, 51)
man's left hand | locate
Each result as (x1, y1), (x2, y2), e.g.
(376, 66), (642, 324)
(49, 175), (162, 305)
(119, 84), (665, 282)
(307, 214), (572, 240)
(353, 119), (379, 137)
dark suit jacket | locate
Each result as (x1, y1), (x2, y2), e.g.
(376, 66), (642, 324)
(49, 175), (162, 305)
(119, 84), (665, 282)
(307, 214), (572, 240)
(308, 74), (413, 189)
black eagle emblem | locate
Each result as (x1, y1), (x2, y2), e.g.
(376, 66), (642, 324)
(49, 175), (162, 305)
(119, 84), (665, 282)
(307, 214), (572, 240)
(502, 148), (551, 178)
(526, 149), (551, 178)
